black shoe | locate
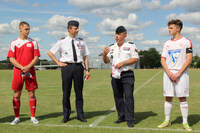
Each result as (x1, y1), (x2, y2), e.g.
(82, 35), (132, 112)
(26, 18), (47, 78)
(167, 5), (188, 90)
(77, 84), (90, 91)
(77, 117), (87, 122)
(127, 121), (134, 128)
(62, 117), (70, 123)
(114, 119), (126, 124)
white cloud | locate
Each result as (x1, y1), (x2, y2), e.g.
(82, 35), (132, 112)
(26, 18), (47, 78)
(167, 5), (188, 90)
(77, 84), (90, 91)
(98, 13), (152, 36)
(68, 0), (143, 18)
(32, 3), (40, 8)
(166, 12), (200, 25)
(87, 36), (100, 43)
(32, 27), (40, 32)
(45, 15), (88, 38)
(3, 0), (26, 3)
(163, 0), (200, 12)
(145, 0), (161, 10)
(0, 19), (20, 35)
(32, 37), (41, 42)
(140, 40), (160, 45)
(127, 33), (144, 41)
(158, 26), (200, 42)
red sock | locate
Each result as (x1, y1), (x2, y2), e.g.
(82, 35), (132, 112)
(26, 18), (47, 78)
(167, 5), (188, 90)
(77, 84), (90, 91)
(13, 97), (20, 118)
(29, 98), (36, 117)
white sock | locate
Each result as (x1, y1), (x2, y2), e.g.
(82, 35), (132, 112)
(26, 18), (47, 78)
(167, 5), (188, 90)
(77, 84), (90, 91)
(180, 101), (188, 124)
(164, 101), (172, 122)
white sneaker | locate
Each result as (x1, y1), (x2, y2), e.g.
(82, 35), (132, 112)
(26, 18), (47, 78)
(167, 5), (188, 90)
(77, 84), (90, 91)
(10, 118), (20, 125)
(31, 117), (39, 124)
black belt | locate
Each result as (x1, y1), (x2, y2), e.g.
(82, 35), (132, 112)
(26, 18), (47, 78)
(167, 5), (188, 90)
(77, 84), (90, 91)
(121, 70), (133, 74)
(63, 62), (82, 65)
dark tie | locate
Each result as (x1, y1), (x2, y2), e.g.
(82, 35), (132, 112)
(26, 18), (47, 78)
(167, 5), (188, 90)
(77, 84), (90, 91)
(72, 39), (77, 62)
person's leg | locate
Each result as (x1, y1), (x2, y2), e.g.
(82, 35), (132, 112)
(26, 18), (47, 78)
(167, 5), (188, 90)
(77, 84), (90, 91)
(13, 91), (22, 118)
(179, 97), (188, 124)
(121, 71), (134, 127)
(61, 65), (73, 122)
(164, 97), (173, 122)
(73, 64), (86, 122)
(111, 77), (125, 122)
(11, 69), (23, 125)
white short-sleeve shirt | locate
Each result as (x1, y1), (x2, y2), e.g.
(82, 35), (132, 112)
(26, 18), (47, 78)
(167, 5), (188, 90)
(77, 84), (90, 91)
(49, 36), (89, 63)
(107, 41), (139, 72)
(161, 37), (192, 70)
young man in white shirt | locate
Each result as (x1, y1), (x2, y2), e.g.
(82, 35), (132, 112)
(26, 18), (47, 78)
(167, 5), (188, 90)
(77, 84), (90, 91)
(158, 19), (193, 131)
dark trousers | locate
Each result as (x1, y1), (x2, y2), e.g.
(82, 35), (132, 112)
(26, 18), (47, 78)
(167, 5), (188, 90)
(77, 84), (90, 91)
(111, 71), (135, 122)
(61, 63), (84, 118)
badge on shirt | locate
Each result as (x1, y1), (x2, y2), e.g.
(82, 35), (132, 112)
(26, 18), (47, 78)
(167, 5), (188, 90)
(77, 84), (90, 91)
(123, 47), (130, 51)
(26, 43), (32, 47)
(77, 43), (83, 50)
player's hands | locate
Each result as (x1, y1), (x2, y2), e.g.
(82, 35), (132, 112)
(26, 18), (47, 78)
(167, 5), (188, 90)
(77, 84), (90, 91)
(116, 62), (123, 69)
(22, 66), (30, 73)
(58, 62), (67, 67)
(85, 70), (90, 76)
(103, 47), (110, 56)
(171, 72), (181, 81)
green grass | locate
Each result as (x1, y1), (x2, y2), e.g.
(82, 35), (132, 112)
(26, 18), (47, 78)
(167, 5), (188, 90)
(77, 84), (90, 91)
(0, 69), (200, 133)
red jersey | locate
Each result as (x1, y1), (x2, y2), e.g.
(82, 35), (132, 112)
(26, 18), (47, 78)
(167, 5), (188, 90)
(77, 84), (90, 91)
(8, 37), (40, 69)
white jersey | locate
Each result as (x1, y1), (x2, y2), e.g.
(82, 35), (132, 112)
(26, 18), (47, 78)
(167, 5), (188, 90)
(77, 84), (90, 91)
(107, 42), (139, 72)
(49, 36), (89, 63)
(161, 37), (192, 70)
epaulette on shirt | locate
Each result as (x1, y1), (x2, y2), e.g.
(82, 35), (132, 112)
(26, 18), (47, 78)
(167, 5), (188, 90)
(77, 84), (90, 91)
(77, 37), (83, 40)
(109, 44), (114, 46)
(128, 41), (134, 44)
(60, 37), (65, 40)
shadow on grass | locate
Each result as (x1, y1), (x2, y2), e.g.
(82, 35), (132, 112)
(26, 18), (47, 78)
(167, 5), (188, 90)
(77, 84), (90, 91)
(135, 111), (157, 124)
(172, 114), (200, 126)
(37, 111), (74, 121)
(0, 114), (28, 123)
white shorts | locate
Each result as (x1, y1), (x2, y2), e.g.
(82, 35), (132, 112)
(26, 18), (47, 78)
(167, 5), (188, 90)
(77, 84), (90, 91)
(163, 70), (189, 97)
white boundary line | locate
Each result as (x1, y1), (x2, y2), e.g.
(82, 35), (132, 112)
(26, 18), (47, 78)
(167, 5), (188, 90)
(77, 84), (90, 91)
(2, 123), (200, 132)
(89, 70), (162, 127)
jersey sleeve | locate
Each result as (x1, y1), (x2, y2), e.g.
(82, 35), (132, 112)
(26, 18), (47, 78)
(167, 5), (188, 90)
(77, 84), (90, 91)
(130, 44), (139, 59)
(33, 41), (40, 57)
(186, 39), (193, 54)
(82, 41), (90, 56)
(7, 42), (15, 58)
(161, 43), (168, 58)
(49, 40), (61, 54)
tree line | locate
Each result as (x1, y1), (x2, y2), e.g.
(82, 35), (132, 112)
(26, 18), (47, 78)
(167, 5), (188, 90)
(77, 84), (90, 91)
(1, 48), (200, 69)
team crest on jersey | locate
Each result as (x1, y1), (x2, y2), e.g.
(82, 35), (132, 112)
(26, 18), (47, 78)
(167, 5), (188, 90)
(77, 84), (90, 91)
(26, 43), (32, 47)
(168, 49), (181, 63)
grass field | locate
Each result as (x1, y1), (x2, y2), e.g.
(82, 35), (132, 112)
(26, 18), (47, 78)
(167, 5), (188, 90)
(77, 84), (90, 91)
(0, 69), (200, 133)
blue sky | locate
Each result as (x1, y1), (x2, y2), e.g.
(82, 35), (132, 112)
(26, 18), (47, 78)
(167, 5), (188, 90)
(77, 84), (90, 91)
(0, 0), (200, 60)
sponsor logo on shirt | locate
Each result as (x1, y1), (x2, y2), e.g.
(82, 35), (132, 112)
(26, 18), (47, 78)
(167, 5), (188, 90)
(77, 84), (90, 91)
(168, 49), (181, 63)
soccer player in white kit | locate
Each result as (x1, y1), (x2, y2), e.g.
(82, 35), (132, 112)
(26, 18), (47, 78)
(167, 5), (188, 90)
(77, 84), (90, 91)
(158, 19), (193, 131)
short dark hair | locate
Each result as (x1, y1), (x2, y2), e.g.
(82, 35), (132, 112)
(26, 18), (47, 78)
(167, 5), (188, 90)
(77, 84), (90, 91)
(168, 19), (183, 31)
(67, 20), (79, 29)
(19, 21), (30, 27)
(115, 26), (127, 34)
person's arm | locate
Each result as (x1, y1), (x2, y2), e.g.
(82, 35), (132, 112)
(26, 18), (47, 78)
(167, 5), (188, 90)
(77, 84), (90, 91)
(171, 53), (192, 81)
(116, 58), (138, 69)
(23, 56), (39, 73)
(161, 57), (173, 79)
(83, 55), (90, 75)
(9, 57), (24, 70)
(48, 51), (67, 67)
(103, 47), (110, 64)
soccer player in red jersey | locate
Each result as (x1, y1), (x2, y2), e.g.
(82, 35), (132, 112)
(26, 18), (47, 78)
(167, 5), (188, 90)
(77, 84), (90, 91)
(7, 21), (40, 125)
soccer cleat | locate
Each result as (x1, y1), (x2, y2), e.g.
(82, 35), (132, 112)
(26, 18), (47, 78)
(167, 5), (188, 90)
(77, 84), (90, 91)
(157, 121), (171, 128)
(31, 117), (39, 124)
(10, 118), (20, 125)
(183, 123), (192, 131)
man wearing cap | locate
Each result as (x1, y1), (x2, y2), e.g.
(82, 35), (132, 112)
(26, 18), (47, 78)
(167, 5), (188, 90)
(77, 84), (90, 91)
(103, 26), (139, 127)
(48, 20), (90, 123)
